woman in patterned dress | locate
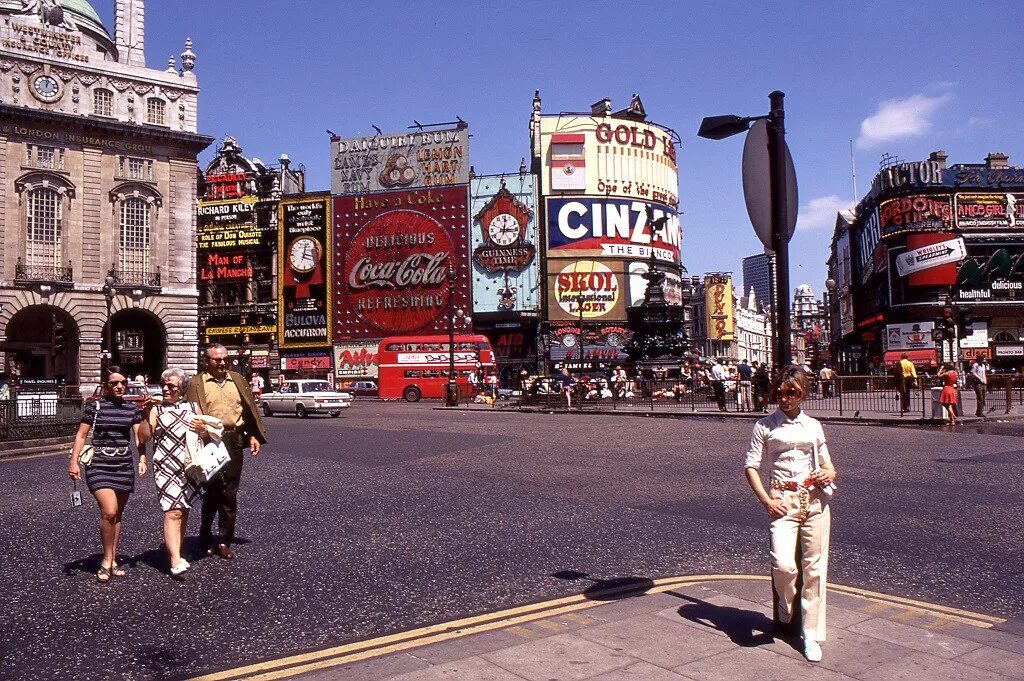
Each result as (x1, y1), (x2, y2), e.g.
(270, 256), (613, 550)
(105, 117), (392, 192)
(139, 368), (206, 579)
(68, 371), (147, 583)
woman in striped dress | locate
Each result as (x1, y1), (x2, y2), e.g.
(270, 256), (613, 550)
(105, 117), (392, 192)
(139, 368), (205, 579)
(68, 371), (147, 583)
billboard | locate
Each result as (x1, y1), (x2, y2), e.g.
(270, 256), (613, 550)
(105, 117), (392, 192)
(879, 195), (953, 236)
(834, 229), (855, 337)
(545, 197), (680, 264)
(538, 115), (678, 207)
(470, 174), (540, 313)
(334, 341), (379, 378)
(333, 186), (471, 339)
(704, 275), (735, 341)
(627, 262), (683, 306)
(330, 126), (469, 194)
(885, 323), (935, 351)
(278, 195), (332, 348)
(955, 193), (1024, 230)
(546, 259), (626, 322)
(196, 196), (276, 251)
(954, 245), (1024, 303)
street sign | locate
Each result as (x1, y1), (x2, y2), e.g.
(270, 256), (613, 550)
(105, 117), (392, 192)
(895, 237), (967, 277)
(741, 119), (798, 250)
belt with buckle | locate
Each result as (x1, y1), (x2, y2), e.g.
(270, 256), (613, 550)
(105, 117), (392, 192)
(771, 479), (812, 492)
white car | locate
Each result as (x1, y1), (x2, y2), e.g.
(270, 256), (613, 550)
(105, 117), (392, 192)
(259, 380), (353, 418)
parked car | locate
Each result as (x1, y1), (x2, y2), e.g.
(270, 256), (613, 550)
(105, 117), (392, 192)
(344, 380), (378, 398)
(87, 381), (150, 408)
(259, 380), (353, 418)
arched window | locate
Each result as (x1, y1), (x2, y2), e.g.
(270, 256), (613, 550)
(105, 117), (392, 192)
(94, 88), (113, 117)
(26, 187), (63, 268)
(994, 331), (1017, 343)
(119, 197), (150, 276)
(146, 98), (166, 125)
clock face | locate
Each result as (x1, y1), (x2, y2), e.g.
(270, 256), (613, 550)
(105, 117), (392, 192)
(487, 213), (521, 246)
(33, 75), (60, 101)
(289, 237), (320, 274)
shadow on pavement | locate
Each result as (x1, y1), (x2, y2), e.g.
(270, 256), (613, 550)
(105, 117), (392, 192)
(550, 570), (655, 601)
(670, 593), (785, 649)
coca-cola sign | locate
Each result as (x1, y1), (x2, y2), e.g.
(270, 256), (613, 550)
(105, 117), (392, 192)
(334, 187), (470, 339)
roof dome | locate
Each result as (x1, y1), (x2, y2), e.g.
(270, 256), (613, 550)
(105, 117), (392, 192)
(59, 0), (109, 36)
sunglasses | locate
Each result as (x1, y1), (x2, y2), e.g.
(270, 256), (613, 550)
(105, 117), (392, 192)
(107, 380), (126, 386)
(160, 383), (180, 390)
(779, 388), (802, 398)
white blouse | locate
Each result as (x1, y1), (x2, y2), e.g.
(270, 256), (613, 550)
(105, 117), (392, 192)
(744, 409), (832, 482)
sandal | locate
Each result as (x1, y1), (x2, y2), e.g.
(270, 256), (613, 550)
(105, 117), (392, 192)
(96, 565), (112, 584)
(110, 562), (126, 577)
(169, 558), (190, 580)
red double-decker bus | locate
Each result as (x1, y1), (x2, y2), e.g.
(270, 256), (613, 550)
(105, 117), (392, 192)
(377, 335), (495, 402)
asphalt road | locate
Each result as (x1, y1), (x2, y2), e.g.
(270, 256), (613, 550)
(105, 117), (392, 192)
(2, 403), (1023, 680)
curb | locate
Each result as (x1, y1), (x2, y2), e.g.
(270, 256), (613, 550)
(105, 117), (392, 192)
(0, 436), (73, 461)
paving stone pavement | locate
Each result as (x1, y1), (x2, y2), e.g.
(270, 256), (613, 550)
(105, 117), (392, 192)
(292, 578), (1024, 681)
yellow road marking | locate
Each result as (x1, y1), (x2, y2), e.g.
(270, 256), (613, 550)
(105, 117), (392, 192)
(507, 625), (541, 639)
(891, 608), (925, 622)
(190, 574), (1005, 681)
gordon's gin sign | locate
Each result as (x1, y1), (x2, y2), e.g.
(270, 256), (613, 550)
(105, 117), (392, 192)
(334, 187), (471, 339)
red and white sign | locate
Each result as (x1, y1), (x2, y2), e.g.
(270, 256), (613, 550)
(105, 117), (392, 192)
(333, 187), (470, 340)
(553, 260), (621, 319)
(282, 355), (332, 370)
(550, 133), (586, 191)
(896, 236), (966, 277)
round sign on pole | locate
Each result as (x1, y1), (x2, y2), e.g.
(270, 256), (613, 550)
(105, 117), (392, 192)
(741, 119), (798, 250)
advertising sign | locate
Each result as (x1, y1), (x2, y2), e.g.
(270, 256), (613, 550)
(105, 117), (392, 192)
(278, 195), (332, 348)
(955, 193), (1024, 230)
(548, 323), (631, 364)
(704, 275), (735, 342)
(197, 197), (275, 251)
(333, 187), (470, 339)
(895, 236), (966, 278)
(547, 260), (625, 322)
(627, 262), (683, 306)
(834, 229), (855, 337)
(538, 114), (678, 207)
(470, 175), (539, 313)
(879, 195), (953, 236)
(330, 126), (469, 194)
(546, 197), (680, 264)
(334, 342), (379, 378)
(885, 322), (935, 351)
(995, 345), (1024, 357)
(955, 246), (1024, 303)
(281, 351), (332, 371)
(959, 323), (989, 349)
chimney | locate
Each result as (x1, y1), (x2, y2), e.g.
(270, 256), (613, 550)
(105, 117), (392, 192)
(985, 152), (1009, 169)
(928, 150), (948, 170)
(115, 0), (146, 67)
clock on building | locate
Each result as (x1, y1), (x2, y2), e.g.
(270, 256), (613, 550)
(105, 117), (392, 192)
(32, 75), (61, 102)
(487, 213), (521, 246)
(288, 236), (321, 275)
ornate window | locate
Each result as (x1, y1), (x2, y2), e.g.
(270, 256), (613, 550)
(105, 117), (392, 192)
(994, 331), (1017, 343)
(119, 197), (151, 276)
(24, 144), (65, 170)
(26, 187), (63, 269)
(94, 88), (113, 116)
(145, 97), (166, 125)
(117, 155), (153, 181)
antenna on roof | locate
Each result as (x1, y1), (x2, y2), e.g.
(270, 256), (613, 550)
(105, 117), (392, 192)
(850, 139), (858, 202)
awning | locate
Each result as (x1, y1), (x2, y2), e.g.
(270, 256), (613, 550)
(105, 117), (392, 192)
(883, 349), (938, 368)
(550, 133), (585, 144)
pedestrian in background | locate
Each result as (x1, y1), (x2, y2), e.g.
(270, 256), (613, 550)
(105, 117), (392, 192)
(970, 355), (988, 417)
(737, 358), (753, 412)
(67, 370), (147, 583)
(184, 344), (267, 561)
(753, 362), (771, 412)
(710, 358), (728, 411)
(249, 371), (265, 399)
(895, 352), (917, 414)
(744, 365), (837, 662)
(560, 367), (574, 409)
(938, 363), (959, 426)
(819, 365), (836, 398)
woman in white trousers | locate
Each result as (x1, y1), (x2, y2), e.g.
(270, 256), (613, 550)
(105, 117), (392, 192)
(744, 365), (837, 662)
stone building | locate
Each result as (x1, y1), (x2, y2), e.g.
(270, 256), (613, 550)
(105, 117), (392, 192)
(0, 0), (212, 391)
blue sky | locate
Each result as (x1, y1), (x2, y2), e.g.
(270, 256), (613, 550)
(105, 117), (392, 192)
(97, 1), (1021, 300)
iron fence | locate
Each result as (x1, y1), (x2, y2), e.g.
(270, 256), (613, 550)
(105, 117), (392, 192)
(0, 397), (83, 442)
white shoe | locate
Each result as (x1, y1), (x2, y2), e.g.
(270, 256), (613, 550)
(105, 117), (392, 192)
(803, 638), (822, 662)
(170, 558), (190, 579)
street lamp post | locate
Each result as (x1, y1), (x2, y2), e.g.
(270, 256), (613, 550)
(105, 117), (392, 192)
(445, 265), (471, 407)
(101, 274), (115, 381)
(698, 91), (794, 369)
(576, 292), (586, 368)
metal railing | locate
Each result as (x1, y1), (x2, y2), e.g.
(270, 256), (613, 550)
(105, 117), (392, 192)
(108, 266), (161, 288)
(0, 396), (83, 442)
(14, 259), (73, 284)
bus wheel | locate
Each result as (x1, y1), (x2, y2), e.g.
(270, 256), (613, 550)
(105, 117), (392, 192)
(403, 386), (421, 403)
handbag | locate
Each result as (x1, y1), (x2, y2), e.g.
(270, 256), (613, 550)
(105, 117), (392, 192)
(78, 401), (100, 466)
(812, 439), (837, 498)
(186, 440), (231, 485)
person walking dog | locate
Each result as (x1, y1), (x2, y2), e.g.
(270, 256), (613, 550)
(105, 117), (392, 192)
(744, 365), (837, 662)
(184, 344), (267, 560)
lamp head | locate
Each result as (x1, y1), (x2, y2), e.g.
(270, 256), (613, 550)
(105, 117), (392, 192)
(697, 114), (753, 140)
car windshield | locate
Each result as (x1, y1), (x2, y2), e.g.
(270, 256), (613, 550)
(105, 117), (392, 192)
(303, 381), (333, 393)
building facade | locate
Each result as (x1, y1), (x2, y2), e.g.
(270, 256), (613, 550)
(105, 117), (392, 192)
(742, 251), (775, 313)
(197, 137), (304, 385)
(0, 0), (212, 391)
(827, 151), (1024, 373)
(529, 91), (685, 372)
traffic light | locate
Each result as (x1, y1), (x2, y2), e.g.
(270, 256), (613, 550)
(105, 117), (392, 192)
(960, 307), (974, 335)
(940, 307), (956, 341)
(52, 322), (67, 355)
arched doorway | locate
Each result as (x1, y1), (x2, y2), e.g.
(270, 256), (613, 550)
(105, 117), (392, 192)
(104, 309), (166, 384)
(4, 305), (80, 386)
